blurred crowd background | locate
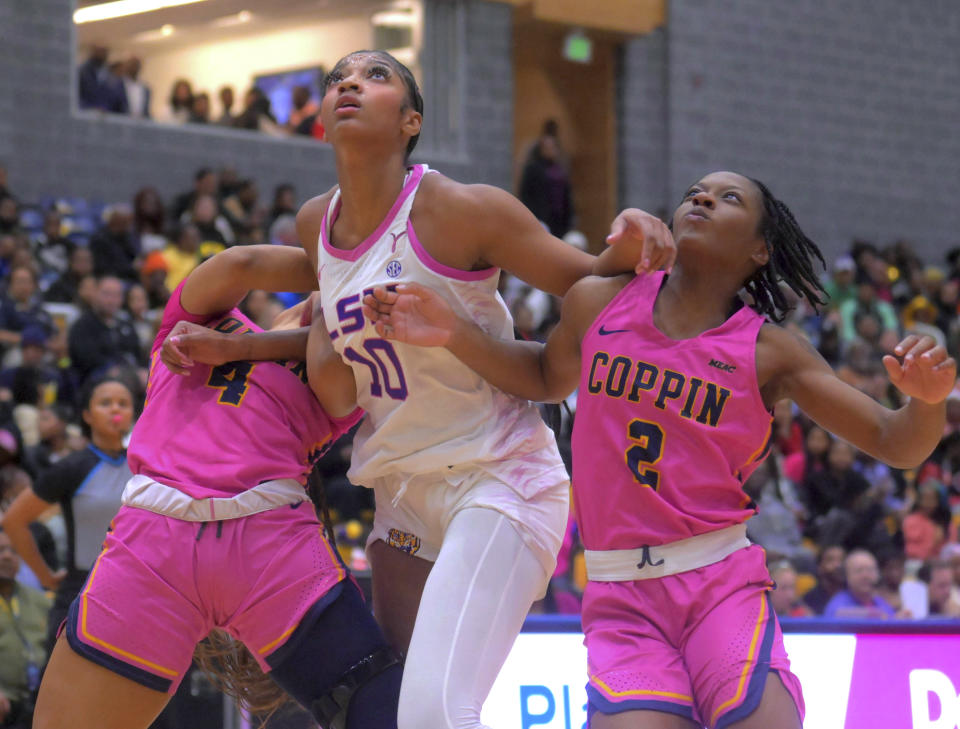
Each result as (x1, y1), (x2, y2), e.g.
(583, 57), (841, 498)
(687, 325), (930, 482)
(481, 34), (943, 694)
(2, 0), (960, 726)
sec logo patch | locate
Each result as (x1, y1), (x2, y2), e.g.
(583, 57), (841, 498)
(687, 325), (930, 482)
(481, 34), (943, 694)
(386, 260), (402, 278)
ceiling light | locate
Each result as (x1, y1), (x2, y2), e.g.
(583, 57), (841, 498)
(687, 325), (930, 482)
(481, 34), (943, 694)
(160, 23), (174, 35)
(73, 0), (209, 24)
(210, 10), (253, 27)
(371, 10), (415, 26)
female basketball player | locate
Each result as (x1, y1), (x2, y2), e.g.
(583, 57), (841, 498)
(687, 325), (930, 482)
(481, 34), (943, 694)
(294, 49), (673, 729)
(363, 170), (955, 728)
(32, 244), (401, 729)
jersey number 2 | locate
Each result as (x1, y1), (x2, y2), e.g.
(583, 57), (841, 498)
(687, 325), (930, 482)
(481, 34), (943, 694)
(626, 419), (664, 489)
(207, 362), (256, 406)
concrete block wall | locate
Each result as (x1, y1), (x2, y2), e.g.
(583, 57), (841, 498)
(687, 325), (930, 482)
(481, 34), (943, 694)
(0, 0), (513, 208)
(618, 28), (670, 219)
(663, 0), (960, 261)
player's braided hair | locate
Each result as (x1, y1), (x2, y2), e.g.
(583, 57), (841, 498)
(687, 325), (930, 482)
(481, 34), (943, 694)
(743, 178), (828, 322)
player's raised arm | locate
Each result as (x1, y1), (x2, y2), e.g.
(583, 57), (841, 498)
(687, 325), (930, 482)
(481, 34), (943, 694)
(178, 244), (317, 317)
(761, 328), (955, 469)
(419, 177), (674, 297)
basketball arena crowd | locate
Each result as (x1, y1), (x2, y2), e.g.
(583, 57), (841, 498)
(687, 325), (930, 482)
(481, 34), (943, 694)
(0, 147), (957, 723)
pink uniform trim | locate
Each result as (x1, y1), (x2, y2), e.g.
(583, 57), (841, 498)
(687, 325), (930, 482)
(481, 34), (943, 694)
(321, 164), (426, 262)
(406, 220), (499, 281)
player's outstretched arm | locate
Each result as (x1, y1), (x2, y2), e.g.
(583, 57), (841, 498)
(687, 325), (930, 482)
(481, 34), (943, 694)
(426, 179), (674, 297)
(762, 329), (956, 468)
(179, 244), (317, 317)
(364, 279), (602, 403)
(306, 298), (358, 418)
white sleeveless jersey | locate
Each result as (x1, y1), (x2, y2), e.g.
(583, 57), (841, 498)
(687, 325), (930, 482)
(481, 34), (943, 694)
(316, 164), (566, 497)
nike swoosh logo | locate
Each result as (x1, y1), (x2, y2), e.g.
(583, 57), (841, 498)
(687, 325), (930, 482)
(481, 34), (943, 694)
(598, 325), (630, 336)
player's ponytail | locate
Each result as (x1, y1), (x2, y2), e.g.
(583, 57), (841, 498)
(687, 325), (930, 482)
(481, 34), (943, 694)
(193, 633), (294, 724)
(744, 178), (828, 322)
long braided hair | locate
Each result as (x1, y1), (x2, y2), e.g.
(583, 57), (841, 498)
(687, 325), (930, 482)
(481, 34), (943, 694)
(743, 178), (828, 322)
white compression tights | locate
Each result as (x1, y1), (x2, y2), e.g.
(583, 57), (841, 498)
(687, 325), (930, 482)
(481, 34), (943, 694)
(396, 507), (549, 729)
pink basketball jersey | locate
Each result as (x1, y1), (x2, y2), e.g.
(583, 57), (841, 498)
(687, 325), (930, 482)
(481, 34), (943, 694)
(571, 271), (772, 549)
(127, 283), (361, 499)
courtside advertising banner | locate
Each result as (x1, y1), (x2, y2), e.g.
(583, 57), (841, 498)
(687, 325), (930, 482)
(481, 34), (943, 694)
(481, 630), (960, 729)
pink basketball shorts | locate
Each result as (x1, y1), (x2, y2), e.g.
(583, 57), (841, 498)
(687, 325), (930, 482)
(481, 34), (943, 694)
(64, 503), (347, 693)
(582, 545), (804, 728)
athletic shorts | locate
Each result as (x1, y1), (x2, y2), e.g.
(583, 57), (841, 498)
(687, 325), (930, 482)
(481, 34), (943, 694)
(367, 464), (569, 582)
(583, 545), (805, 729)
(64, 503), (347, 693)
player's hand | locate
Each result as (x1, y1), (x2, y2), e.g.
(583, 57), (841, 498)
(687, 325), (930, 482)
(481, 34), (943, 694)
(43, 568), (67, 591)
(882, 335), (957, 404)
(606, 208), (676, 274)
(161, 321), (235, 375)
(363, 283), (457, 347)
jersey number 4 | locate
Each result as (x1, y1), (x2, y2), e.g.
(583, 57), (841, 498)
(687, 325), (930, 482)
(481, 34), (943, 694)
(625, 419), (664, 489)
(207, 362), (256, 406)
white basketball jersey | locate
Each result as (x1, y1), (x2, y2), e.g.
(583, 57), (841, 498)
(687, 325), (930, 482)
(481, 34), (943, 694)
(316, 164), (566, 497)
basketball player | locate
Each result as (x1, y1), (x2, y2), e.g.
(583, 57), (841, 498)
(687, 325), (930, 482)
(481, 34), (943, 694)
(363, 171), (955, 728)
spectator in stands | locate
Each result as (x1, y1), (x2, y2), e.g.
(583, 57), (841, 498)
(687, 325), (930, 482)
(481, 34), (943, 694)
(287, 85), (319, 135)
(824, 549), (896, 619)
(839, 278), (898, 343)
(902, 479), (950, 561)
(0, 267), (55, 351)
(783, 424), (831, 485)
(235, 87), (280, 134)
(131, 186), (166, 254)
(162, 224), (201, 293)
(744, 459), (812, 571)
(67, 276), (144, 384)
(0, 164), (9, 200)
(162, 78), (193, 124)
(123, 284), (154, 358)
(43, 246), (93, 305)
(77, 45), (109, 111)
(903, 294), (947, 348)
(221, 179), (260, 238)
(30, 210), (73, 277)
(268, 183), (297, 229)
(0, 197), (20, 236)
(518, 120), (573, 238)
(181, 194), (233, 247)
(138, 251), (169, 310)
(0, 325), (63, 403)
(189, 91), (211, 124)
(823, 255), (858, 311)
(876, 548), (907, 612)
(769, 560), (812, 618)
(90, 204), (138, 282)
(100, 61), (129, 115)
(121, 56), (150, 120)
(803, 544), (846, 614)
(217, 85), (236, 126)
(20, 405), (72, 480)
(925, 561), (960, 617)
(0, 528), (50, 729)
(171, 168), (217, 222)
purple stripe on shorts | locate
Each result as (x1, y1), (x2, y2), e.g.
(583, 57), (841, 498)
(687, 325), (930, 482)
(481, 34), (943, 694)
(714, 594), (778, 729)
(65, 597), (174, 693)
(585, 684), (696, 722)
